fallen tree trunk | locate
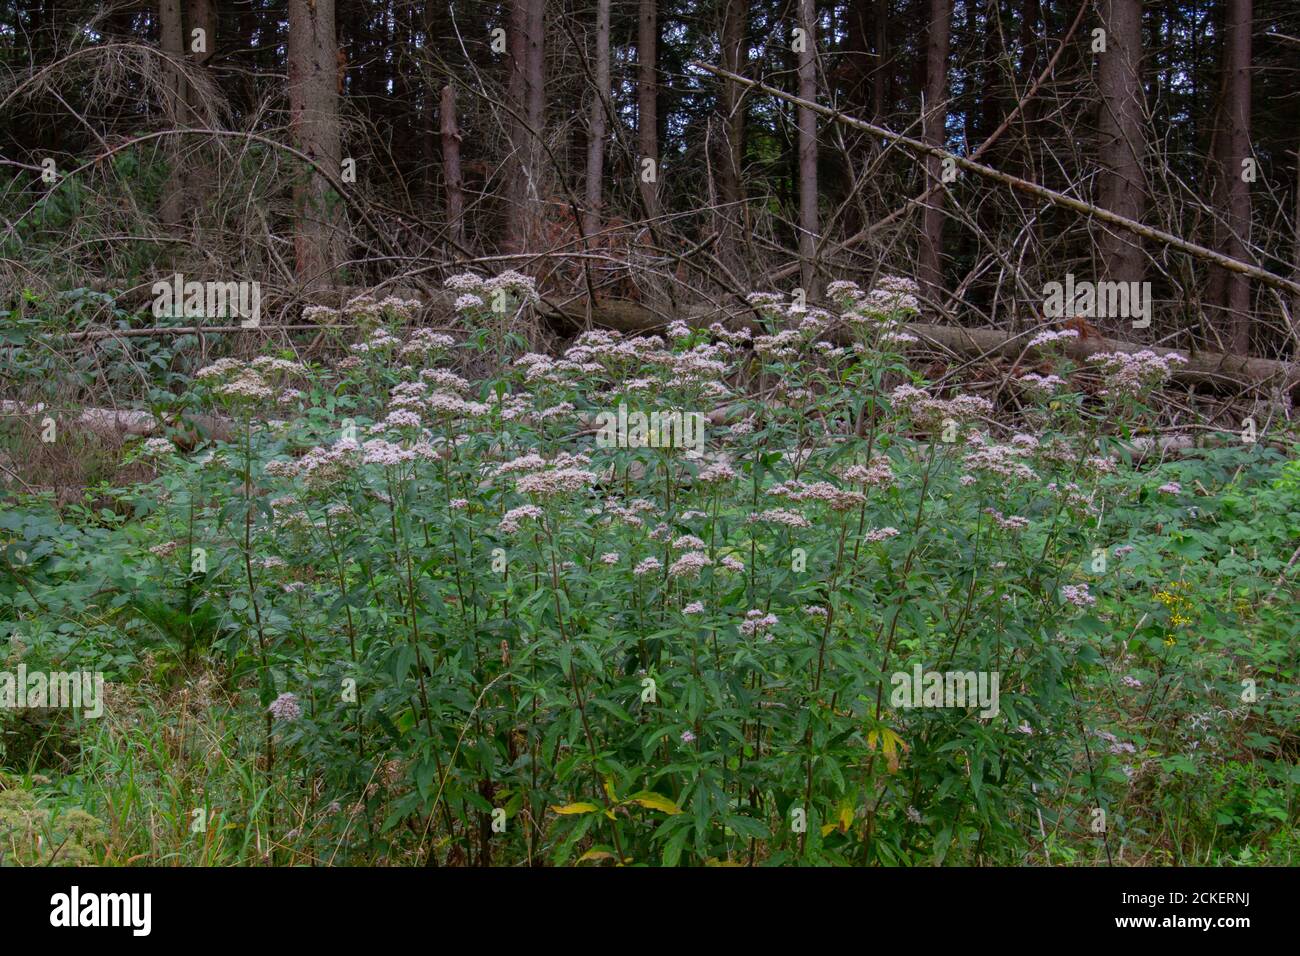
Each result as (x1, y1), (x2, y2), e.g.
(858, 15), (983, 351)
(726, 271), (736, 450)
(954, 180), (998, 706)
(0, 400), (235, 442)
(54, 323), (353, 342)
(34, 291), (1298, 392)
(905, 322), (1297, 391)
(547, 297), (1298, 393)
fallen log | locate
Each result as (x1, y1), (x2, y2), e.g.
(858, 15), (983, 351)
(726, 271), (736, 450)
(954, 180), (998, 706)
(550, 297), (1299, 393)
(0, 401), (235, 443)
(22, 277), (1299, 394)
(34, 291), (1298, 393)
(53, 323), (353, 342)
(905, 322), (1298, 392)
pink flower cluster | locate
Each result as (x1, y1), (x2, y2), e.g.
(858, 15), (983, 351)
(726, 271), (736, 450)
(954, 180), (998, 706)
(767, 479), (867, 512)
(633, 557), (662, 576)
(1017, 372), (1068, 395)
(1061, 583), (1095, 607)
(739, 610), (778, 640)
(1026, 328), (1079, 349)
(747, 508), (812, 529)
(516, 467), (598, 497)
(1093, 350), (1188, 397)
(890, 384), (993, 429)
(668, 551), (712, 578)
(962, 443), (1039, 482)
(499, 505), (544, 534)
(839, 456), (895, 487)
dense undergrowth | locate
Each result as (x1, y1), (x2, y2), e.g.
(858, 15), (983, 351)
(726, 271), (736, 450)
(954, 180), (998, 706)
(1, 276), (1297, 866)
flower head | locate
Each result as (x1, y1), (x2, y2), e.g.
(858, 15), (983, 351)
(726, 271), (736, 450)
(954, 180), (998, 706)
(1061, 583), (1095, 608)
(739, 609), (778, 640)
(269, 692), (302, 722)
(500, 505), (544, 534)
(633, 557), (662, 577)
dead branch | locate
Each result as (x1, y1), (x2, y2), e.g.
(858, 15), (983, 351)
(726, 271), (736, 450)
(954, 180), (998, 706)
(695, 62), (1300, 301)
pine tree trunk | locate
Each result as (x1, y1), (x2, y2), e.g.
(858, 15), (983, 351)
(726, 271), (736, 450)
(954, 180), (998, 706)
(1015, 0), (1041, 180)
(796, 0), (818, 291)
(1293, 145), (1300, 327)
(158, 0), (187, 228)
(1096, 0), (1148, 287)
(1215, 0), (1253, 354)
(918, 0), (951, 312)
(288, 0), (343, 293)
(525, 0), (545, 209)
(637, 0), (659, 219)
(507, 0), (545, 259)
(181, 0), (216, 223)
(441, 84), (465, 252)
(504, 0), (528, 254)
(583, 0), (611, 240)
(873, 0), (888, 122)
(718, 0), (747, 262)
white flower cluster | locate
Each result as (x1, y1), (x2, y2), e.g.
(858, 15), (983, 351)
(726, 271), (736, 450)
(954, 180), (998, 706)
(1092, 350), (1188, 397)
(443, 270), (539, 304)
(890, 384), (993, 429)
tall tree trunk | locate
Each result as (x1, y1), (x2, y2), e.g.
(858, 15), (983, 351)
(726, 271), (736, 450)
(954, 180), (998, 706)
(840, 0), (874, 238)
(504, 0), (528, 254)
(1015, 0), (1041, 180)
(235, 0), (259, 112)
(158, 0), (187, 228)
(583, 0), (610, 240)
(718, 0), (747, 262)
(181, 0), (216, 222)
(423, 4), (439, 196)
(185, 0), (216, 105)
(1013, 0), (1043, 327)
(525, 0), (545, 201)
(288, 0), (343, 293)
(441, 84), (465, 252)
(1210, 0), (1253, 353)
(796, 0), (818, 291)
(845, 0), (873, 115)
(637, 0), (658, 219)
(1293, 146), (1300, 329)
(873, 0), (888, 122)
(918, 0), (951, 312)
(506, 0), (545, 258)
(973, 0), (1003, 258)
(1096, 0), (1148, 287)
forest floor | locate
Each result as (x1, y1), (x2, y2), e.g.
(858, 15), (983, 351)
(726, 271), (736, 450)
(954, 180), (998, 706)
(1, 279), (1297, 866)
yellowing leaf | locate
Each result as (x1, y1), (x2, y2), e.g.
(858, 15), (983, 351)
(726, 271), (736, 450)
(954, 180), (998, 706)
(550, 802), (601, 815)
(627, 791), (682, 815)
(820, 822), (839, 837)
(867, 727), (909, 773)
(838, 803), (854, 833)
(576, 849), (618, 864)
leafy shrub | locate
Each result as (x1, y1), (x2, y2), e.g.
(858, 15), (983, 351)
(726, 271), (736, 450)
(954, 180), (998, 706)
(2, 275), (1296, 865)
